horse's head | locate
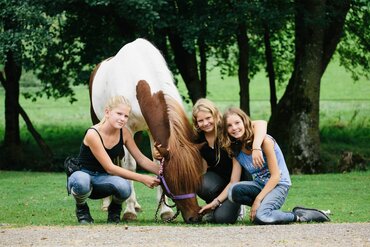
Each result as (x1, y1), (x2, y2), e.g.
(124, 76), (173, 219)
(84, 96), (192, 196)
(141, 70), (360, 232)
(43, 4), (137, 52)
(163, 96), (204, 223)
(137, 80), (204, 223)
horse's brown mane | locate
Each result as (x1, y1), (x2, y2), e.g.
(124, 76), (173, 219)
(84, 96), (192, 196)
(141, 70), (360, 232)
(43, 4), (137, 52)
(164, 96), (203, 195)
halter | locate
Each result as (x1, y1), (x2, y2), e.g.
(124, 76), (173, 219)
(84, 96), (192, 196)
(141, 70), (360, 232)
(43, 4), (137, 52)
(154, 158), (196, 223)
(157, 158), (196, 200)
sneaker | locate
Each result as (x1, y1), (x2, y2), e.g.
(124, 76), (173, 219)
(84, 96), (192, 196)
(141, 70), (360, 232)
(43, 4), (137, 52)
(237, 205), (246, 221)
(107, 202), (122, 224)
(76, 203), (94, 224)
(293, 206), (330, 223)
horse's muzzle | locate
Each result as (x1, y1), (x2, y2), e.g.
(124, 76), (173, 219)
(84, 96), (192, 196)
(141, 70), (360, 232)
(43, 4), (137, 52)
(185, 215), (203, 224)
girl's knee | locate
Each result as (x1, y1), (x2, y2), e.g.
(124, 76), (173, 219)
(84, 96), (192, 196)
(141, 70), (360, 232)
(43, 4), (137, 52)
(228, 183), (242, 204)
(69, 171), (91, 195)
(114, 179), (131, 200)
(254, 210), (274, 225)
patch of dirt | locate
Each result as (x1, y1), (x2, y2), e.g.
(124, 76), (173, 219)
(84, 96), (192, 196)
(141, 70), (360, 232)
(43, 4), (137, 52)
(1, 223), (369, 246)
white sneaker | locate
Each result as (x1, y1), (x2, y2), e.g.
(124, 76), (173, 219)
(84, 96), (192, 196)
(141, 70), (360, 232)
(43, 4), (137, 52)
(237, 205), (246, 221)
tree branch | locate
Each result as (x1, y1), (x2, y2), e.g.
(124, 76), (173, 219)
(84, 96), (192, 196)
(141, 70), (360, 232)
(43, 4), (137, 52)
(18, 104), (54, 161)
(0, 70), (6, 89)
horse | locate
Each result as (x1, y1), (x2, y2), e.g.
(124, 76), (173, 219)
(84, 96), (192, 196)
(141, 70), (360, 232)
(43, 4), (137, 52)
(88, 38), (204, 223)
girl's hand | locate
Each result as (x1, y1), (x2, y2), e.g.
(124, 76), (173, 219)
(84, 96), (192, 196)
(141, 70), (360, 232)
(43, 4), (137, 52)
(252, 149), (264, 168)
(143, 175), (160, 189)
(153, 142), (169, 160)
(250, 199), (261, 222)
(152, 146), (163, 160)
(199, 199), (221, 215)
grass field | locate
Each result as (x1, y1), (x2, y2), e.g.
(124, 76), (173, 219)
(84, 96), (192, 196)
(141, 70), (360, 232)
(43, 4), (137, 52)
(0, 170), (369, 226)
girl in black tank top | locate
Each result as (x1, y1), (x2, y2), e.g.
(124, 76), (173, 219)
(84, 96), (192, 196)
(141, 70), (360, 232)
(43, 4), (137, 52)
(67, 95), (160, 224)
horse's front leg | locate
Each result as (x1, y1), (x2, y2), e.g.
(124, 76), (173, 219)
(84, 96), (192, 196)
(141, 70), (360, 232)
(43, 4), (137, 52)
(157, 185), (176, 221)
(122, 146), (142, 221)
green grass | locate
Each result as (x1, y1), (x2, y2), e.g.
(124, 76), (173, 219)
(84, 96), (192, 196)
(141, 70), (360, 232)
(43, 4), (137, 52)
(0, 170), (369, 226)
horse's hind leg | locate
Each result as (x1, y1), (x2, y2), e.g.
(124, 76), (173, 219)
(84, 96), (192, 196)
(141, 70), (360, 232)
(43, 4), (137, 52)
(101, 196), (111, 211)
(122, 147), (141, 221)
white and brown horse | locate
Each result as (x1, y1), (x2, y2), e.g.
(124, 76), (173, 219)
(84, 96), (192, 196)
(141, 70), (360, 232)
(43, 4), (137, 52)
(89, 38), (204, 223)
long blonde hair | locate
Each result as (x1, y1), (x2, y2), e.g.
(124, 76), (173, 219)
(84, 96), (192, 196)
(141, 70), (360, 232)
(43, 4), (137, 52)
(221, 107), (254, 158)
(100, 95), (132, 124)
(192, 98), (223, 163)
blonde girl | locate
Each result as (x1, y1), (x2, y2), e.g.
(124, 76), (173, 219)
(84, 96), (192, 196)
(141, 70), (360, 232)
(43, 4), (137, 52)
(67, 95), (160, 224)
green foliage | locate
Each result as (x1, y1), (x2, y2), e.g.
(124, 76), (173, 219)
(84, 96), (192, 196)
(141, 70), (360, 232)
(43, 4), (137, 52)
(0, 170), (369, 226)
(337, 0), (370, 81)
(0, 0), (54, 68)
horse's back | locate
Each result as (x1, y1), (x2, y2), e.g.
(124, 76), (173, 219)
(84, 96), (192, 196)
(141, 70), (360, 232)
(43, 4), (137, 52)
(91, 38), (182, 132)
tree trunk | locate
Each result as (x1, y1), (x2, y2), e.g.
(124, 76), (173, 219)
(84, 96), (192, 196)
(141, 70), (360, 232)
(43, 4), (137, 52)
(268, 0), (350, 173)
(236, 23), (250, 115)
(198, 37), (207, 97)
(263, 23), (277, 114)
(168, 33), (204, 104)
(2, 50), (22, 167)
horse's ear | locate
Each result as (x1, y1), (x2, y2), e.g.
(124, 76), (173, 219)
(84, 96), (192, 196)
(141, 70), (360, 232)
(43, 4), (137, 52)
(136, 80), (170, 147)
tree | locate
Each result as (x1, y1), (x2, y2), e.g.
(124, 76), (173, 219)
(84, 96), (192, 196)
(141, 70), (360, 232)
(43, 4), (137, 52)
(268, 0), (352, 173)
(0, 0), (54, 167)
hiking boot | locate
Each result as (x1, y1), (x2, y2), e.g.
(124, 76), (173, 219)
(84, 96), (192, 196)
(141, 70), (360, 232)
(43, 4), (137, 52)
(293, 206), (330, 223)
(76, 203), (94, 224)
(107, 202), (122, 224)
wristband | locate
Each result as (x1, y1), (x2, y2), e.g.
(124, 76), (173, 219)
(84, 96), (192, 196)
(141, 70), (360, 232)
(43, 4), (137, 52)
(212, 198), (222, 209)
(252, 148), (262, 151)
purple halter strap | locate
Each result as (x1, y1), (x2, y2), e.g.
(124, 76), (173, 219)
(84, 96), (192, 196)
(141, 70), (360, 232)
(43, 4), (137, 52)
(158, 158), (196, 200)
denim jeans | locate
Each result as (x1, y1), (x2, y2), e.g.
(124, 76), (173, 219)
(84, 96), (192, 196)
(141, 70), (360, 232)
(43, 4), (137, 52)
(198, 171), (241, 224)
(228, 181), (295, 224)
(67, 168), (131, 203)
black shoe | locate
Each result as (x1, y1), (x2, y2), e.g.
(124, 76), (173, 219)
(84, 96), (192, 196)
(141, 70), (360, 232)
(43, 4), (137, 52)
(293, 206), (330, 223)
(107, 202), (122, 224)
(76, 203), (94, 224)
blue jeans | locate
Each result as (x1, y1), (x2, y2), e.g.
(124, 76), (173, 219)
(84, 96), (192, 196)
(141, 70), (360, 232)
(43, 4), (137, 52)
(228, 181), (295, 224)
(67, 169), (131, 203)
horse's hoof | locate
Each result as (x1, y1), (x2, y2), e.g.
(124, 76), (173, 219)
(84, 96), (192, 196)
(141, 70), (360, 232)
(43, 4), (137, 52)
(122, 212), (137, 221)
(135, 206), (142, 213)
(161, 211), (175, 221)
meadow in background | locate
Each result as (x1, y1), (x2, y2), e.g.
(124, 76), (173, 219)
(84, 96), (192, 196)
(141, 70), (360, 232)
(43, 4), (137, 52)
(0, 60), (368, 172)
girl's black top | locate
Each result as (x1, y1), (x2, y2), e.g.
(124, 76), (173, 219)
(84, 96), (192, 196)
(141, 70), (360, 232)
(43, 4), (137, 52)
(196, 132), (233, 180)
(77, 128), (125, 173)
